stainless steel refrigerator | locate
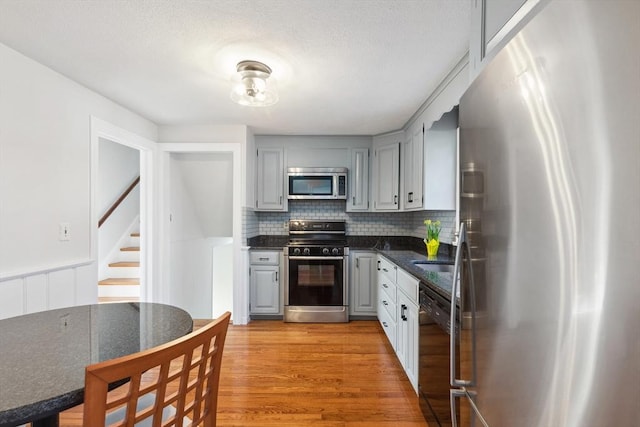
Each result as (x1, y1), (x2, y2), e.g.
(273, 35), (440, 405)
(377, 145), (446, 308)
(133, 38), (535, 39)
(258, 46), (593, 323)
(452, 1), (640, 426)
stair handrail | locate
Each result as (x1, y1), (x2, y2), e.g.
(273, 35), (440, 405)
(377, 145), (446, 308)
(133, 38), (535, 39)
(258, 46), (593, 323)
(98, 176), (140, 228)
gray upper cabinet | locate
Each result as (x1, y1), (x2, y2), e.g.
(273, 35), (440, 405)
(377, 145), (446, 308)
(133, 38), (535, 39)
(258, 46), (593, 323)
(348, 148), (370, 212)
(470, 0), (542, 80)
(372, 141), (400, 211)
(401, 124), (424, 211)
(256, 147), (287, 211)
(423, 109), (457, 210)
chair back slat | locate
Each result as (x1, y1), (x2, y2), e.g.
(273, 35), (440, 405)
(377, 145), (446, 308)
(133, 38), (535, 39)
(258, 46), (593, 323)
(83, 311), (231, 427)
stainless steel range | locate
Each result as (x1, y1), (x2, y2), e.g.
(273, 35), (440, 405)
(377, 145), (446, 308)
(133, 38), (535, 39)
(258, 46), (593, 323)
(284, 220), (349, 323)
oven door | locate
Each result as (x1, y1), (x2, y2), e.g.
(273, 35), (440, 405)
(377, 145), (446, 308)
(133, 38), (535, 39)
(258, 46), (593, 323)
(284, 255), (349, 322)
(286, 256), (345, 306)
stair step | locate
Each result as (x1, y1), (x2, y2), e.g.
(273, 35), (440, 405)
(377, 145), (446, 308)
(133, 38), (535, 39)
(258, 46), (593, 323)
(109, 261), (140, 267)
(99, 278), (140, 286)
(120, 246), (140, 252)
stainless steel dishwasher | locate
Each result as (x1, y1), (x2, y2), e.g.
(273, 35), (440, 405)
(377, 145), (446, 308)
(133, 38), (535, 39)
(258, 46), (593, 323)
(418, 282), (459, 426)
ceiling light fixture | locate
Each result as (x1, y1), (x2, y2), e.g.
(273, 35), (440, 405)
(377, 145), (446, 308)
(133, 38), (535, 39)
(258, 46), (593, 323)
(230, 60), (278, 107)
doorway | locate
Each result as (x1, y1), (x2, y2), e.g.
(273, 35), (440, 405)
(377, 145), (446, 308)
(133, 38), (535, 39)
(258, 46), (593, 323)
(97, 138), (141, 302)
(158, 143), (243, 323)
(167, 153), (233, 318)
(90, 117), (156, 303)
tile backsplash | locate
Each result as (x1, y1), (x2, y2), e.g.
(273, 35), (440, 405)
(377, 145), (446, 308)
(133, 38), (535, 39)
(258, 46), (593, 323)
(243, 201), (456, 244)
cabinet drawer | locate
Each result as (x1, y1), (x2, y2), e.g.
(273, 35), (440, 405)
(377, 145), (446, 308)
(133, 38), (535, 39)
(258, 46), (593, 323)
(378, 256), (397, 283)
(378, 303), (396, 350)
(378, 275), (396, 303)
(397, 268), (419, 304)
(378, 290), (397, 322)
(250, 251), (280, 265)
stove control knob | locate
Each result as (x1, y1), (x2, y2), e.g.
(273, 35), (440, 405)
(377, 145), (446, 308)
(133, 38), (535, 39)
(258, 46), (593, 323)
(303, 248), (311, 256)
(322, 247), (330, 255)
(293, 247), (301, 256)
(332, 248), (340, 256)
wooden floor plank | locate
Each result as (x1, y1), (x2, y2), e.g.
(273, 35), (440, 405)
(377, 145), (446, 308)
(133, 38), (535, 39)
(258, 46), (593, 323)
(59, 320), (428, 426)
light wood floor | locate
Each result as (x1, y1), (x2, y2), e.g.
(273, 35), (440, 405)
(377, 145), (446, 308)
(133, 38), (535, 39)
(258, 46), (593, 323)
(59, 319), (428, 426)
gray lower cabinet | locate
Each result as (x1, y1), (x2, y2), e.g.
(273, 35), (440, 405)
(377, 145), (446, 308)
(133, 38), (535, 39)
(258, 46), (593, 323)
(249, 250), (282, 316)
(377, 254), (419, 393)
(349, 250), (377, 317)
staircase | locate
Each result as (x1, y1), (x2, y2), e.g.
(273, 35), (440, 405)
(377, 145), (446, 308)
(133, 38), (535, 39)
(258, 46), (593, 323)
(98, 232), (140, 303)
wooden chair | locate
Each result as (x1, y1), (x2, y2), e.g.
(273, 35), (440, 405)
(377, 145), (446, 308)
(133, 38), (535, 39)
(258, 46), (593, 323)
(83, 311), (231, 427)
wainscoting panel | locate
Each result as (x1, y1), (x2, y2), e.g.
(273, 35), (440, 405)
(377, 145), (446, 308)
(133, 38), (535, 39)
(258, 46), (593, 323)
(0, 261), (97, 320)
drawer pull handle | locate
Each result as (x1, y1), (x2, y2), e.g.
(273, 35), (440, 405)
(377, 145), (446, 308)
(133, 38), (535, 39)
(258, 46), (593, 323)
(259, 257), (269, 261)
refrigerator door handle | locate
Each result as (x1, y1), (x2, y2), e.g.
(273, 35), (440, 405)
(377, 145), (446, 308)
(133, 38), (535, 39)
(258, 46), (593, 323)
(450, 221), (478, 388)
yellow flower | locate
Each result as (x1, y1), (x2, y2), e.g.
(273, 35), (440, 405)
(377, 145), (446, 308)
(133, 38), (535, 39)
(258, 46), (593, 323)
(425, 219), (441, 242)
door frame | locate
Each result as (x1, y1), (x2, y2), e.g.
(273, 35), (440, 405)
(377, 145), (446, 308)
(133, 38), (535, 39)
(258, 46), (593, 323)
(157, 143), (244, 323)
(90, 116), (157, 302)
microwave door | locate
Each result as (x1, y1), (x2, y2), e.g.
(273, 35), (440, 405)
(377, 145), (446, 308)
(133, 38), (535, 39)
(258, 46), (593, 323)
(289, 175), (333, 197)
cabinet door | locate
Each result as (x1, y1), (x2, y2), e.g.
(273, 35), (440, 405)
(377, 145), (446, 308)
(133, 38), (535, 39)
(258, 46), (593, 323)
(373, 142), (400, 211)
(350, 251), (377, 315)
(424, 110), (457, 210)
(470, 0), (536, 79)
(397, 291), (419, 392)
(347, 148), (369, 211)
(256, 148), (286, 211)
(403, 125), (424, 211)
(250, 265), (280, 314)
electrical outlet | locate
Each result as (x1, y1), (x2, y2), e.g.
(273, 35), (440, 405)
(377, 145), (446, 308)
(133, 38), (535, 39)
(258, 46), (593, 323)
(59, 222), (71, 241)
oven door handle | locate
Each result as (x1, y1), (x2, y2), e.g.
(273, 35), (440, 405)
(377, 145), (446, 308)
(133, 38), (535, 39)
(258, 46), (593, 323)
(288, 256), (345, 260)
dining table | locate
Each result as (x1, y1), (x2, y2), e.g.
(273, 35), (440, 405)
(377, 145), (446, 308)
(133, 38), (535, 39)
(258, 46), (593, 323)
(0, 302), (193, 427)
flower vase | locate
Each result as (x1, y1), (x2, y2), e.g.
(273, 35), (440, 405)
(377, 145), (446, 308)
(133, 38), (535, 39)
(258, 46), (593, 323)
(426, 239), (439, 259)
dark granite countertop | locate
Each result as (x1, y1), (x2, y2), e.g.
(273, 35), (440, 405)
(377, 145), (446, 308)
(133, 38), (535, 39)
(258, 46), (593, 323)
(376, 249), (455, 301)
(0, 303), (193, 426)
(248, 234), (456, 301)
(246, 235), (288, 250)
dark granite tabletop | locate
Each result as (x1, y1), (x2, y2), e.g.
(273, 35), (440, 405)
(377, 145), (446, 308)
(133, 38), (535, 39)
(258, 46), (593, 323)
(0, 302), (193, 427)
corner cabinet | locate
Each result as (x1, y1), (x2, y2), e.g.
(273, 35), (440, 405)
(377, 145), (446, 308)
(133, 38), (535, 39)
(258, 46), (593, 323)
(256, 148), (287, 211)
(372, 141), (400, 211)
(347, 148), (370, 212)
(349, 250), (377, 317)
(249, 250), (282, 316)
(377, 255), (419, 392)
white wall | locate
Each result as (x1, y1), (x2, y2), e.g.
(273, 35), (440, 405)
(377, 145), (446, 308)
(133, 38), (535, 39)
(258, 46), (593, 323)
(98, 138), (140, 215)
(0, 42), (157, 318)
(170, 153), (233, 237)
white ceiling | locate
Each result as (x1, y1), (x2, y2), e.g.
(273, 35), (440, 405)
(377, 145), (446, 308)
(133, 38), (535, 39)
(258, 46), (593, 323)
(0, 0), (470, 136)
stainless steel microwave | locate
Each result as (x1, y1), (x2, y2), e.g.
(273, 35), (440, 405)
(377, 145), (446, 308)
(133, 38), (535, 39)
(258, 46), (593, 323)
(287, 167), (348, 200)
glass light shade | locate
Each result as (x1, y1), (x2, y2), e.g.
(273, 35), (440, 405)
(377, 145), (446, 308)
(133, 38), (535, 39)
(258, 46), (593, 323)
(230, 61), (278, 107)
